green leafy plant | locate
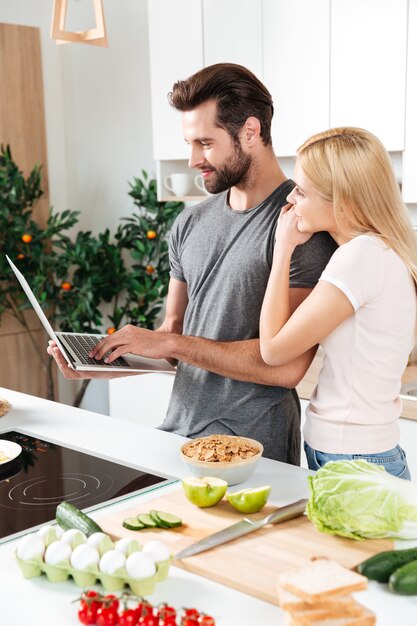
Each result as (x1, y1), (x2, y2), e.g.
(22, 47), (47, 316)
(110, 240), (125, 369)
(0, 145), (184, 404)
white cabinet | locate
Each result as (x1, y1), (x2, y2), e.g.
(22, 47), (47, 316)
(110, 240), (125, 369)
(203, 0), (262, 77)
(330, 0), (408, 152)
(148, 0), (203, 161)
(402, 0), (417, 203)
(263, 0), (330, 156)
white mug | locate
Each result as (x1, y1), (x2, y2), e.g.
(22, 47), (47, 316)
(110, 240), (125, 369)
(163, 173), (193, 197)
(194, 174), (211, 196)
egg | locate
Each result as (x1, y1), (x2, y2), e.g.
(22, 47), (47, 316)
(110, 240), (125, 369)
(125, 552), (156, 580)
(142, 540), (171, 562)
(60, 528), (87, 547)
(36, 525), (63, 546)
(17, 534), (45, 561)
(86, 532), (108, 549)
(99, 549), (126, 575)
(70, 544), (100, 570)
(44, 540), (72, 565)
(114, 537), (140, 555)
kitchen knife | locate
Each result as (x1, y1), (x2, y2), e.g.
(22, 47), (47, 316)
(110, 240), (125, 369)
(175, 497), (308, 560)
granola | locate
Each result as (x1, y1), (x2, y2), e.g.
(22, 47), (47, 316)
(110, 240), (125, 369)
(182, 434), (261, 463)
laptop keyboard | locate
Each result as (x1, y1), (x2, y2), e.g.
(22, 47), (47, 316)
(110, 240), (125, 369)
(61, 334), (130, 367)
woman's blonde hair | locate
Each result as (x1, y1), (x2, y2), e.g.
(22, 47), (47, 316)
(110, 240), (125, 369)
(297, 127), (417, 285)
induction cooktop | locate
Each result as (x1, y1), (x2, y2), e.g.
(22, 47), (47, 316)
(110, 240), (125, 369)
(0, 430), (178, 544)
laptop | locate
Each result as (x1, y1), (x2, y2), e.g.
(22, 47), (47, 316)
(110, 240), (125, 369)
(6, 255), (176, 374)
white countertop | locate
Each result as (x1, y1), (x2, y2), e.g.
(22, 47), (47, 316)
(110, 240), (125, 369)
(0, 387), (416, 625)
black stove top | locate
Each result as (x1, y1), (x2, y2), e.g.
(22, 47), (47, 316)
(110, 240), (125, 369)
(0, 430), (177, 543)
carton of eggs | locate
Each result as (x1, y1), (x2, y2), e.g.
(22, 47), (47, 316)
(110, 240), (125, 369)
(15, 526), (172, 595)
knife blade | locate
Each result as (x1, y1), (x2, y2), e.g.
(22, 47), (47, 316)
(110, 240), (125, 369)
(175, 497), (308, 560)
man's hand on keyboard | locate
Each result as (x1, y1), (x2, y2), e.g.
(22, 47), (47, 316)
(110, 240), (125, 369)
(47, 341), (125, 379)
(88, 325), (173, 364)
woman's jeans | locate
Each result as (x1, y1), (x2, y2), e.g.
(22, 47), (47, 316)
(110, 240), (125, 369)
(304, 442), (411, 480)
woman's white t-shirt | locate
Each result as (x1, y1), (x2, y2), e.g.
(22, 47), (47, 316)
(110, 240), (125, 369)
(304, 234), (416, 454)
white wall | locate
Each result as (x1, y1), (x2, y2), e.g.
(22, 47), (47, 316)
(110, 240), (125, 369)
(0, 0), (155, 409)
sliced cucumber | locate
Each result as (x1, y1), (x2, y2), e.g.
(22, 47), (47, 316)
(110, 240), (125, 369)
(122, 517), (145, 531)
(149, 510), (171, 528)
(154, 510), (182, 528)
(56, 501), (103, 536)
(137, 513), (158, 528)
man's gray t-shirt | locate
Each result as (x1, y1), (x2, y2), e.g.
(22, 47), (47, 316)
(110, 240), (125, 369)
(159, 181), (337, 464)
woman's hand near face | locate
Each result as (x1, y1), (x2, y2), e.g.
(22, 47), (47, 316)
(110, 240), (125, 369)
(275, 203), (312, 250)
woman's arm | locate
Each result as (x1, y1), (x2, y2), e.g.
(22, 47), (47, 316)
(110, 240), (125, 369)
(260, 206), (354, 366)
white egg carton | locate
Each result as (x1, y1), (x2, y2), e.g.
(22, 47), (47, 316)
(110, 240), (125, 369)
(15, 526), (172, 596)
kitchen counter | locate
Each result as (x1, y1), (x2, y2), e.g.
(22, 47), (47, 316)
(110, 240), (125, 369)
(0, 386), (416, 625)
(297, 351), (417, 421)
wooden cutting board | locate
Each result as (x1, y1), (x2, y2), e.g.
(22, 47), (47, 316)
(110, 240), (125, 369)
(99, 489), (393, 605)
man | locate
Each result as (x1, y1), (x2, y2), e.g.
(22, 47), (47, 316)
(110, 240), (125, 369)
(49, 63), (337, 463)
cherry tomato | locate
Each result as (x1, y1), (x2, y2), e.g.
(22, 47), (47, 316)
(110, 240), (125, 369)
(180, 608), (199, 619)
(119, 608), (138, 626)
(78, 605), (98, 625)
(157, 604), (176, 620)
(21, 233), (32, 243)
(138, 614), (158, 626)
(78, 590), (103, 624)
(200, 616), (216, 626)
(102, 594), (120, 611)
(61, 281), (72, 291)
(160, 618), (177, 626)
(96, 605), (119, 626)
(147, 230), (157, 240)
(181, 619), (199, 626)
(137, 601), (153, 618)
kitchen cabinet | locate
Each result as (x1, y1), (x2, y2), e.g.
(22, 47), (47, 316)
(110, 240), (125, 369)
(263, 0), (330, 156)
(330, 0), (407, 152)
(203, 0), (262, 77)
(402, 0), (417, 203)
(148, 0), (203, 163)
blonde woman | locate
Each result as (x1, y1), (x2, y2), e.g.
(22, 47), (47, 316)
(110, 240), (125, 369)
(260, 127), (417, 479)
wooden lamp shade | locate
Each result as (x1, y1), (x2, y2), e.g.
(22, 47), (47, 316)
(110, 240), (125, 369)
(50, 0), (108, 47)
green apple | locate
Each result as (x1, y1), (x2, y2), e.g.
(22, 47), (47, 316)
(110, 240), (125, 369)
(226, 485), (271, 514)
(182, 476), (228, 508)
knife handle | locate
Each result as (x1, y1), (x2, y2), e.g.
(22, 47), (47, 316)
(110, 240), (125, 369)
(262, 498), (308, 526)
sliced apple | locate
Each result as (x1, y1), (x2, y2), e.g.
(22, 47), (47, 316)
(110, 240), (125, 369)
(226, 485), (271, 514)
(182, 476), (228, 508)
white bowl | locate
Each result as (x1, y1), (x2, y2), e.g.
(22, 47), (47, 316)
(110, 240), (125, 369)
(180, 435), (263, 485)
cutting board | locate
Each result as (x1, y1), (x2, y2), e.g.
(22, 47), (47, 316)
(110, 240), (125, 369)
(99, 489), (393, 606)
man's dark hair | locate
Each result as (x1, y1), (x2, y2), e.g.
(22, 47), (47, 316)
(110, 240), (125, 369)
(169, 63), (274, 146)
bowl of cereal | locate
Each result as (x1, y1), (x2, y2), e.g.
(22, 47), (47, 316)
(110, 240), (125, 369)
(180, 434), (263, 485)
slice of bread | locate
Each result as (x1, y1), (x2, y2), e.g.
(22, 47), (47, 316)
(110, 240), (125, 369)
(279, 560), (368, 603)
(286, 597), (365, 623)
(277, 587), (359, 612)
(287, 607), (376, 626)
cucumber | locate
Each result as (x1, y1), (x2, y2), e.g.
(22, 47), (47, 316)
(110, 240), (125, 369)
(122, 517), (145, 531)
(56, 501), (103, 536)
(149, 510), (171, 528)
(137, 513), (158, 528)
(389, 559), (417, 595)
(154, 510), (182, 528)
(356, 547), (417, 582)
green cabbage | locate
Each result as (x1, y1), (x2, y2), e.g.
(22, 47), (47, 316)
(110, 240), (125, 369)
(306, 460), (417, 540)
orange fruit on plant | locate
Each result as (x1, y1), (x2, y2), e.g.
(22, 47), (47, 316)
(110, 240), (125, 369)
(61, 281), (72, 291)
(146, 230), (157, 240)
(106, 327), (116, 335)
(21, 233), (33, 243)
(146, 264), (155, 274)
(16, 253), (25, 260)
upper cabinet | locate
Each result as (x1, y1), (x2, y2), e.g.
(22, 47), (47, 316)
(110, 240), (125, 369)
(148, 0), (203, 161)
(330, 0), (408, 152)
(148, 0), (417, 203)
(203, 0), (262, 77)
(263, 0), (330, 156)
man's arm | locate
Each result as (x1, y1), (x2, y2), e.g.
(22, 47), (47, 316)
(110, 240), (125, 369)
(91, 285), (316, 388)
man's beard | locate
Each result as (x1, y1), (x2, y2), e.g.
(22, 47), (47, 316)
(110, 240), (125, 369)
(204, 142), (252, 194)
